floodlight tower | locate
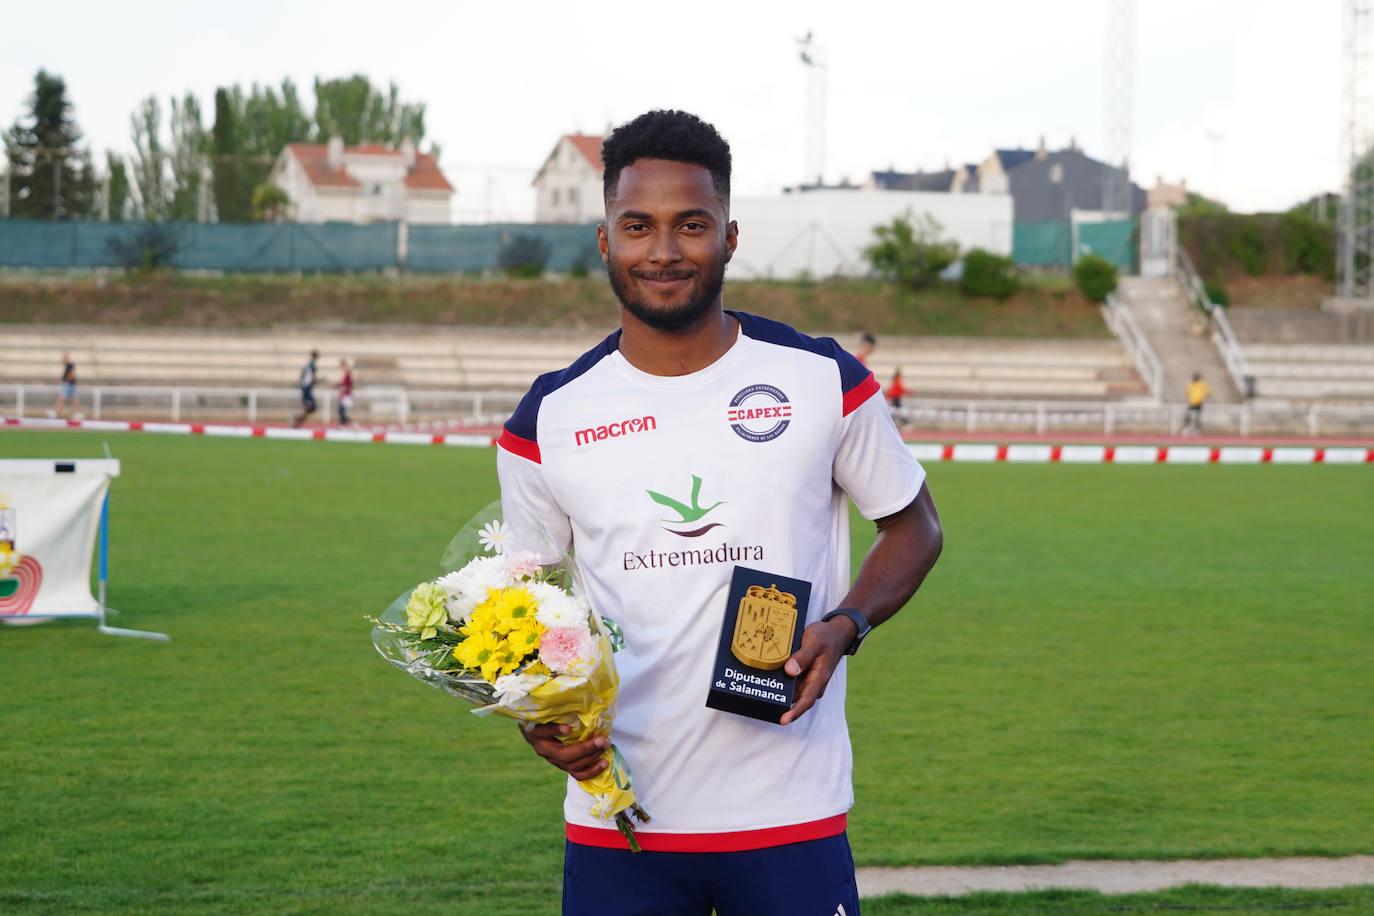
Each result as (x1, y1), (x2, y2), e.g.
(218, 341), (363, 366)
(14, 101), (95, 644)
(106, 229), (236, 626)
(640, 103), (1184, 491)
(797, 31), (828, 187)
(1339, 0), (1374, 299)
(1102, 0), (1135, 216)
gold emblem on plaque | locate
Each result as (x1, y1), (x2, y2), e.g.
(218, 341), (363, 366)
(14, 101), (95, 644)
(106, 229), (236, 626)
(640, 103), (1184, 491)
(730, 583), (797, 670)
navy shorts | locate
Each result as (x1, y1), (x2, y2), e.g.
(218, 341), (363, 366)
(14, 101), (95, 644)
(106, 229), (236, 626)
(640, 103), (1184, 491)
(562, 833), (859, 916)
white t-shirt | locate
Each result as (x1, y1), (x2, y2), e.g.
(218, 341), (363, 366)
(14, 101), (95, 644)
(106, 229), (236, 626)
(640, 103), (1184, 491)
(496, 311), (925, 850)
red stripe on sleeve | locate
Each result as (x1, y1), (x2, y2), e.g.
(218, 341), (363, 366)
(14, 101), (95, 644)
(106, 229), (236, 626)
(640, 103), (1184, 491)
(497, 427), (541, 464)
(841, 373), (882, 417)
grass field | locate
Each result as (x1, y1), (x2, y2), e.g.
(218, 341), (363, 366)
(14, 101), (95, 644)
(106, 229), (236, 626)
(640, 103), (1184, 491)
(1, 430), (1371, 914)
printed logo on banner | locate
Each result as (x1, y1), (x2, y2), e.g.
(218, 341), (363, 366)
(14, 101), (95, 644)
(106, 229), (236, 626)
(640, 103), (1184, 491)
(0, 494), (42, 615)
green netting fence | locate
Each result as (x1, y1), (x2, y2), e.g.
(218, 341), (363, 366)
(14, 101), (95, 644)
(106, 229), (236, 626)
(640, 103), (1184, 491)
(1012, 218), (1135, 269)
(0, 219), (605, 273)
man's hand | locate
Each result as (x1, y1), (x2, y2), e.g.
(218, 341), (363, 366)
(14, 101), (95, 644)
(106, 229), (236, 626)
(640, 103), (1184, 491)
(519, 723), (609, 780)
(778, 615), (857, 725)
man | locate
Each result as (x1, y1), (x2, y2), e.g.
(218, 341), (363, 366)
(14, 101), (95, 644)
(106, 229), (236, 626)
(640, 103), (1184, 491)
(1183, 372), (1211, 435)
(496, 110), (942, 916)
(54, 351), (80, 419)
(292, 350), (319, 428)
(335, 358), (354, 427)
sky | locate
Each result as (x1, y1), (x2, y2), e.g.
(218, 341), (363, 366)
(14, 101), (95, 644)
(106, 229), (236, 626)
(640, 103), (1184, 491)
(1, 0), (1344, 220)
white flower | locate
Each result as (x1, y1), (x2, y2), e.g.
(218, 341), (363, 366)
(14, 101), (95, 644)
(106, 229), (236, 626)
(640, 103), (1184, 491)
(492, 672), (545, 709)
(478, 519), (510, 555)
(589, 793), (616, 819)
(529, 582), (589, 628)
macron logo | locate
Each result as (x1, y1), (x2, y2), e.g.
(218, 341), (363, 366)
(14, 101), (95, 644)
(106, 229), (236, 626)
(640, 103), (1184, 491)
(575, 415), (657, 447)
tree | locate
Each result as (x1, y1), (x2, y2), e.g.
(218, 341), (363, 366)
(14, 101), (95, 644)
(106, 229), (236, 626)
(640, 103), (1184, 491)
(130, 95), (168, 220)
(251, 182), (289, 221)
(863, 212), (959, 290)
(3, 69), (95, 219)
(168, 93), (208, 221)
(103, 151), (131, 220)
(313, 75), (425, 147)
(211, 88), (249, 222)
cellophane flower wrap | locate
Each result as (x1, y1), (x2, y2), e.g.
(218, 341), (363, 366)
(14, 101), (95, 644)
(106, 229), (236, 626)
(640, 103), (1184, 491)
(370, 502), (650, 849)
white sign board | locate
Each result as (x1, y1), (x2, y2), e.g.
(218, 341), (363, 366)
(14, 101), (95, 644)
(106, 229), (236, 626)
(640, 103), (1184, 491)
(0, 459), (119, 620)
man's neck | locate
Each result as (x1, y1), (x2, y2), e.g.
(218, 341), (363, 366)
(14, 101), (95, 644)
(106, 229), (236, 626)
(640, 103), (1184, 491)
(618, 306), (739, 377)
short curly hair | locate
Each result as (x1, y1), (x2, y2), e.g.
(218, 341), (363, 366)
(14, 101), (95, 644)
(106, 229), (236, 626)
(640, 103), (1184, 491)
(601, 110), (731, 206)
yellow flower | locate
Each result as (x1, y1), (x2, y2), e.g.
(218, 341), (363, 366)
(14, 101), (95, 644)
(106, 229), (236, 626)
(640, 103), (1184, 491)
(405, 582), (448, 640)
(489, 586), (540, 634)
(454, 628), (511, 682)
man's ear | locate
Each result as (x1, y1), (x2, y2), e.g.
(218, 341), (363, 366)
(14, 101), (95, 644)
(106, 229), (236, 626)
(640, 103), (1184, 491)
(597, 224), (610, 266)
(724, 219), (739, 263)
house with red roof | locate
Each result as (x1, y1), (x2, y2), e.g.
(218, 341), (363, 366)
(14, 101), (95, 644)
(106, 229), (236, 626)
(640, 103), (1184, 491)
(267, 136), (454, 224)
(532, 134), (603, 223)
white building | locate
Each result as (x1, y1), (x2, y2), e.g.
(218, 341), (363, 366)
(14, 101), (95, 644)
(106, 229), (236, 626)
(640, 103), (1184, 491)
(532, 134), (603, 223)
(268, 136), (454, 224)
(728, 190), (1013, 280)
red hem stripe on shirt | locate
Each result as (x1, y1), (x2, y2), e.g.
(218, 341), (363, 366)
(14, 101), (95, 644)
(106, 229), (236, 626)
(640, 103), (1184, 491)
(564, 813), (847, 853)
(496, 428), (541, 464)
(841, 373), (881, 417)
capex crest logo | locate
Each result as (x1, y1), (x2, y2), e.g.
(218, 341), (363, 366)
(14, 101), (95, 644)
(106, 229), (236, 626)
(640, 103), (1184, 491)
(727, 383), (792, 442)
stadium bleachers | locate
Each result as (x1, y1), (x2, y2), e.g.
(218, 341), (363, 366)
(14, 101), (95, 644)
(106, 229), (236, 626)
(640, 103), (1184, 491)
(1241, 343), (1374, 402)
(2, 326), (1148, 402)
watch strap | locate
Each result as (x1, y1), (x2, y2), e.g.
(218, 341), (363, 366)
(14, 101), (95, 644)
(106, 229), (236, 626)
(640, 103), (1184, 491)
(821, 607), (872, 655)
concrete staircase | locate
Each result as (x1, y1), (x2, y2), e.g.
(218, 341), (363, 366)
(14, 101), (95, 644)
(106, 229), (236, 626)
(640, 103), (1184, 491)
(1115, 276), (1241, 404)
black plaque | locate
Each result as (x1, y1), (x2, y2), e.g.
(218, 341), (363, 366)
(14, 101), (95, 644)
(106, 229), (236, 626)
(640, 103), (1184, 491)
(705, 566), (812, 723)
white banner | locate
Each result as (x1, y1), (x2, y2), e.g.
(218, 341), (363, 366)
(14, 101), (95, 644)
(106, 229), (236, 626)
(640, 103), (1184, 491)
(0, 459), (120, 620)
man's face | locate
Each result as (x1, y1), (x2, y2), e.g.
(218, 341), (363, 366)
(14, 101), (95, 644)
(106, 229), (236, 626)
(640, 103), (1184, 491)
(598, 158), (737, 332)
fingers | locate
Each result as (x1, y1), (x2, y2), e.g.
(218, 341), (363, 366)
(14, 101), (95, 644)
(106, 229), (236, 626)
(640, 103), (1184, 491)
(779, 653), (835, 725)
(519, 723), (611, 780)
(779, 624), (846, 726)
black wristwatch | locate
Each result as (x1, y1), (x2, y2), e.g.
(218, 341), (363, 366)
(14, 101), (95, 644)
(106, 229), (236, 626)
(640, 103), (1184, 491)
(821, 608), (872, 656)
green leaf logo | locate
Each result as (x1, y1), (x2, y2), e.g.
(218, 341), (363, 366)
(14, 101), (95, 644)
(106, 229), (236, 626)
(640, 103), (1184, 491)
(647, 475), (723, 524)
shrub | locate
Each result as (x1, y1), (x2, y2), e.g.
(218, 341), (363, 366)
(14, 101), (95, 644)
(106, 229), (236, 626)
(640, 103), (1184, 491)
(863, 211), (959, 290)
(105, 224), (179, 273)
(1279, 211), (1335, 278)
(960, 249), (1019, 299)
(1204, 277), (1230, 307)
(1072, 253), (1118, 303)
(499, 234), (551, 278)
(1230, 221), (1269, 276)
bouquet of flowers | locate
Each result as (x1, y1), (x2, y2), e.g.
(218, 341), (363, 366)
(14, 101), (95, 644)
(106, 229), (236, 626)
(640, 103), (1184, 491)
(370, 503), (650, 849)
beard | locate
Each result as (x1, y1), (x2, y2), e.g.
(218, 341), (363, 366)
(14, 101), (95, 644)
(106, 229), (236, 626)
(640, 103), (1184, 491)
(607, 247), (728, 332)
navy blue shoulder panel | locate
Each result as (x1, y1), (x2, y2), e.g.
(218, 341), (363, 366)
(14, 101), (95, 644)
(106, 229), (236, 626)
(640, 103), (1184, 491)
(730, 311), (870, 394)
(503, 330), (622, 443)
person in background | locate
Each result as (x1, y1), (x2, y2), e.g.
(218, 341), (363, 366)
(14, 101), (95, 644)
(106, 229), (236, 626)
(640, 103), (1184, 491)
(1183, 372), (1211, 435)
(336, 358), (354, 427)
(292, 350), (320, 428)
(886, 367), (909, 426)
(53, 351), (80, 419)
(855, 331), (876, 365)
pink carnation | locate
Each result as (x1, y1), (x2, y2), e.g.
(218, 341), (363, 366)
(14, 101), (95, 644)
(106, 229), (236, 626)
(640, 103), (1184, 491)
(539, 626), (595, 675)
(506, 551), (542, 580)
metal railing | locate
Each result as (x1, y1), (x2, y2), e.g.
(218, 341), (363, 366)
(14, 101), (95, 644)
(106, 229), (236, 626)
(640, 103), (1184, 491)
(1176, 248), (1256, 398)
(1101, 293), (1164, 400)
(6, 382), (1374, 439)
(0, 383), (523, 428)
(896, 397), (1374, 439)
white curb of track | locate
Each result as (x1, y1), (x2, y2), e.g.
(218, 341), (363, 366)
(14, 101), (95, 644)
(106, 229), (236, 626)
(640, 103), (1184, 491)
(7, 415), (1371, 465)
